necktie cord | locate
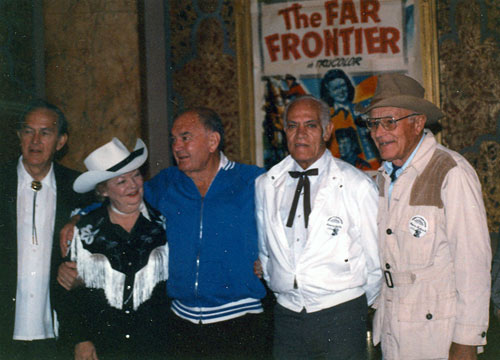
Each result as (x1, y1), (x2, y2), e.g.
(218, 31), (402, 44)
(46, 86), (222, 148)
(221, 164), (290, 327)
(286, 169), (318, 228)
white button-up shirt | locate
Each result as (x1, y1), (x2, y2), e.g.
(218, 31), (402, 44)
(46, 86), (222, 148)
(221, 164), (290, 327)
(14, 157), (56, 340)
(280, 151), (327, 269)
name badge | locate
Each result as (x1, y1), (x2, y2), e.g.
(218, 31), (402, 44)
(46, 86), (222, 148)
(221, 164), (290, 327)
(326, 216), (343, 236)
(409, 216), (428, 238)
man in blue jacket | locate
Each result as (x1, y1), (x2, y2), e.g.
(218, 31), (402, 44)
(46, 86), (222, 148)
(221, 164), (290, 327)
(60, 107), (269, 358)
(146, 107), (268, 357)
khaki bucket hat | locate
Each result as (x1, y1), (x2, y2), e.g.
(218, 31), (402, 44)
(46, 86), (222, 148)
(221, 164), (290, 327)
(355, 73), (443, 124)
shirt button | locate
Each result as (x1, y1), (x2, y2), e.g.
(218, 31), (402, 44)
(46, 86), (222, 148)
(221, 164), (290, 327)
(125, 310), (130, 314)
(126, 285), (131, 290)
(426, 313), (433, 320)
(125, 334), (130, 339)
(481, 331), (487, 338)
(386, 229), (392, 235)
(128, 262), (132, 266)
(385, 263), (391, 269)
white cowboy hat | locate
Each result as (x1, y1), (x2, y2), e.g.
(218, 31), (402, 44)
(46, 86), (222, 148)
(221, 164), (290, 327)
(73, 138), (148, 193)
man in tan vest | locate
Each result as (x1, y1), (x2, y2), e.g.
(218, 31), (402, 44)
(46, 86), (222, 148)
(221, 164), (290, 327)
(357, 73), (491, 360)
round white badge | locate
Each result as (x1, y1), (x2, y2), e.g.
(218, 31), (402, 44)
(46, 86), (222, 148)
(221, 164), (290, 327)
(326, 216), (343, 236)
(408, 216), (428, 238)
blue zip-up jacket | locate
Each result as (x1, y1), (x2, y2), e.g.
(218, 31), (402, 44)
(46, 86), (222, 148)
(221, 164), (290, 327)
(144, 155), (266, 322)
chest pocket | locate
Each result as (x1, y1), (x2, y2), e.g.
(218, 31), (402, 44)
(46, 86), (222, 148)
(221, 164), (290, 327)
(319, 210), (359, 274)
(397, 206), (439, 267)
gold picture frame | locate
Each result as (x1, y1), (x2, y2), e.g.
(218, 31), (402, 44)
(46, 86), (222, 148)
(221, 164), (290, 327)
(235, 0), (257, 165)
(235, 0), (440, 166)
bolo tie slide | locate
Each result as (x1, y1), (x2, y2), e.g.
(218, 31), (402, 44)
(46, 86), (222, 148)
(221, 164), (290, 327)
(31, 180), (42, 245)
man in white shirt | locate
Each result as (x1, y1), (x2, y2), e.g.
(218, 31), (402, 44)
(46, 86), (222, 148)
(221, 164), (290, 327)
(0, 100), (89, 359)
(255, 95), (382, 359)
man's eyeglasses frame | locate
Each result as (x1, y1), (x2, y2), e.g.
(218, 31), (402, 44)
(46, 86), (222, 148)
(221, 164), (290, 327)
(364, 113), (422, 131)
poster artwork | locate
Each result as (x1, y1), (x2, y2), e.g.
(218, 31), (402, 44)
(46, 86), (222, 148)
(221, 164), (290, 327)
(252, 0), (422, 170)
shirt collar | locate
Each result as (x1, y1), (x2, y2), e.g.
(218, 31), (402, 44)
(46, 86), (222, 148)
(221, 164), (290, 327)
(289, 149), (328, 185)
(383, 132), (425, 178)
(218, 151), (228, 170)
(17, 156), (56, 191)
(109, 200), (151, 221)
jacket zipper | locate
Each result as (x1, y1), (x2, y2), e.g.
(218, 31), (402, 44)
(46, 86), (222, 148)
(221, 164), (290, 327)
(195, 198), (204, 321)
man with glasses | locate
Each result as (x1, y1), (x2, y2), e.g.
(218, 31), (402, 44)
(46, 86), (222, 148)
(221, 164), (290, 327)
(357, 73), (491, 360)
(0, 100), (92, 359)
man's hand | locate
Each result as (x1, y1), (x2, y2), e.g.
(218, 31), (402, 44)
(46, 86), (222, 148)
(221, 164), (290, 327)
(75, 341), (99, 360)
(254, 259), (263, 279)
(57, 261), (82, 291)
(60, 216), (79, 256)
(449, 342), (477, 360)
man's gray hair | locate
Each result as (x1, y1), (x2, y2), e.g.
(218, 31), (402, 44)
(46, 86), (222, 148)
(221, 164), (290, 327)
(283, 95), (331, 133)
(18, 99), (68, 136)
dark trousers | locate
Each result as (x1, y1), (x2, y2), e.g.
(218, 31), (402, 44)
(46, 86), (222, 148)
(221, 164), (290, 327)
(168, 310), (272, 359)
(2, 339), (59, 360)
(273, 295), (368, 360)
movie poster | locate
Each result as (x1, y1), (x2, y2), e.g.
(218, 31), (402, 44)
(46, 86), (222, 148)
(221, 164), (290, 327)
(251, 0), (423, 170)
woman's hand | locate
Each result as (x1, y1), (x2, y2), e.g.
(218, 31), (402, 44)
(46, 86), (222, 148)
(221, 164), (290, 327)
(60, 215), (80, 256)
(75, 341), (99, 360)
(57, 261), (82, 290)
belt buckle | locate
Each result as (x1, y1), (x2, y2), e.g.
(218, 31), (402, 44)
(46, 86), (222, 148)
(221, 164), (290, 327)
(384, 270), (394, 288)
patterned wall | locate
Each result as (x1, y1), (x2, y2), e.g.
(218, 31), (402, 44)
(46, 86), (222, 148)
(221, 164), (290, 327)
(2, 0), (497, 236)
(169, 0), (240, 160)
(437, 0), (500, 237)
(43, 0), (142, 172)
(169, 0), (500, 238)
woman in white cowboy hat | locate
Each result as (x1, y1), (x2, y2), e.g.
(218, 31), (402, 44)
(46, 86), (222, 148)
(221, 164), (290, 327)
(59, 138), (168, 360)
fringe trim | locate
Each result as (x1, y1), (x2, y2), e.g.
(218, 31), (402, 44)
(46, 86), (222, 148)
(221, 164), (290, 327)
(133, 244), (169, 310)
(71, 227), (126, 309)
(70, 227), (168, 310)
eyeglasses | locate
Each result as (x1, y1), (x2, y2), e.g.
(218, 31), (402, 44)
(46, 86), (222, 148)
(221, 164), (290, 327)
(364, 113), (421, 131)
